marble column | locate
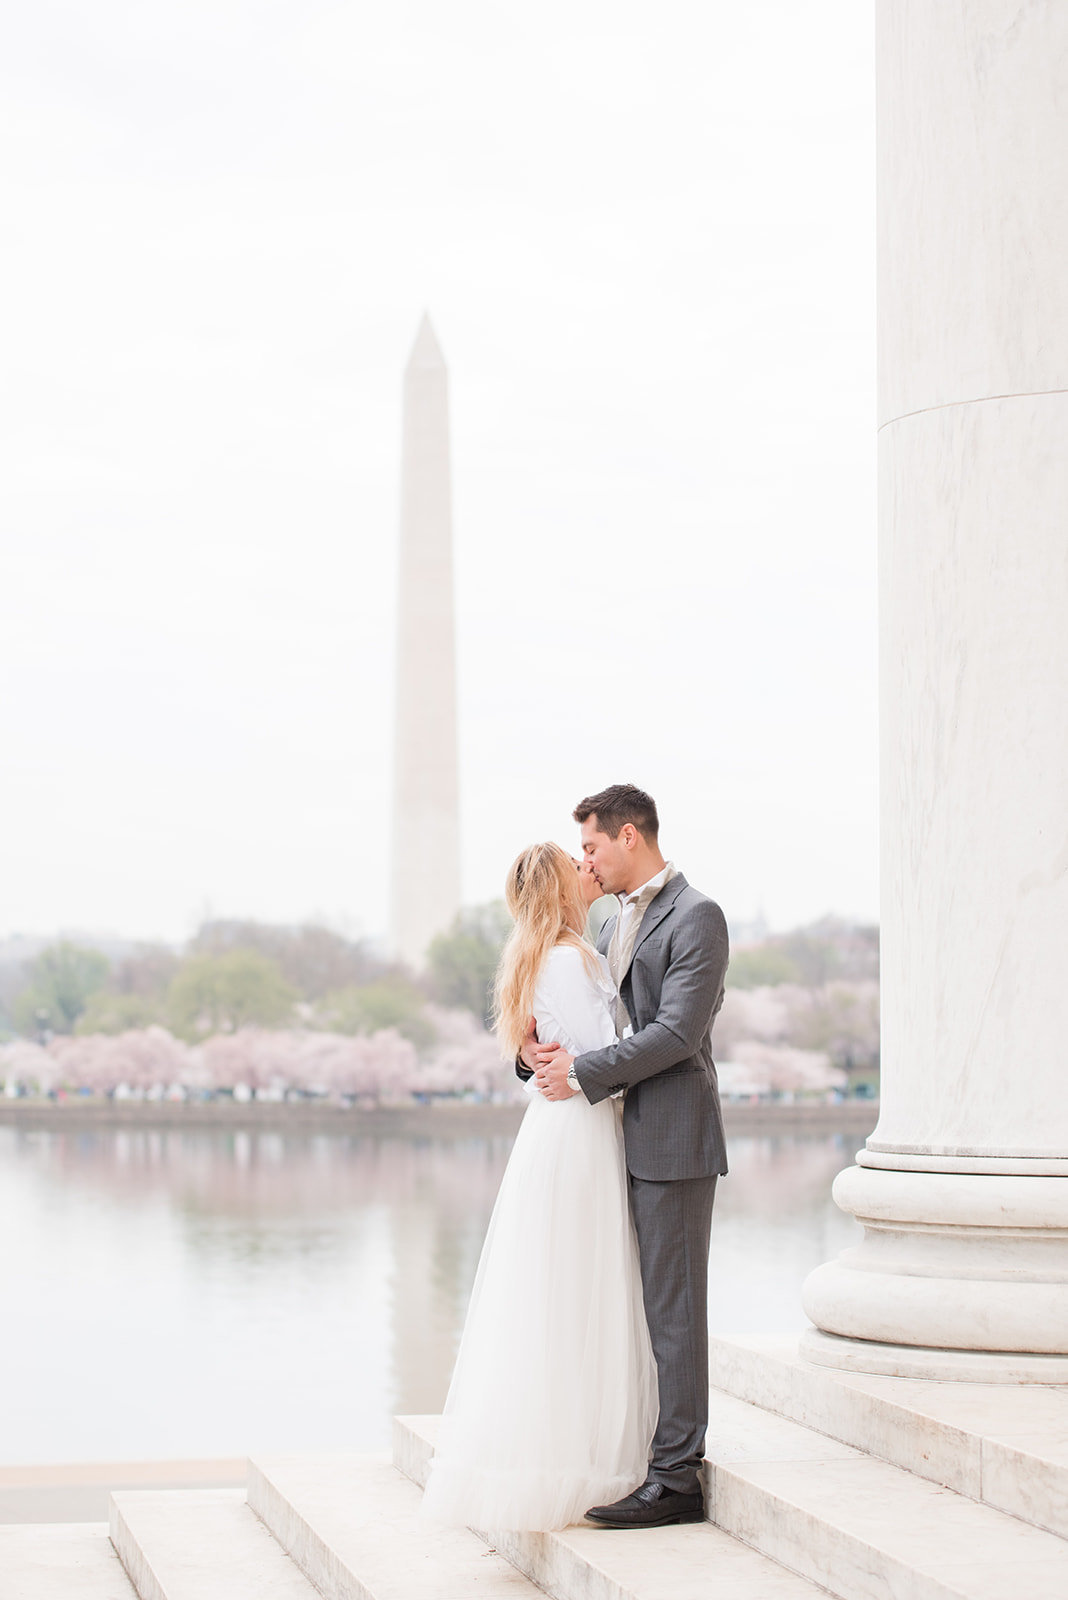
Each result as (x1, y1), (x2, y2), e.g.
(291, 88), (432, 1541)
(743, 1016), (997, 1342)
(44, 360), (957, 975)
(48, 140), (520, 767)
(389, 315), (461, 970)
(801, 1), (1068, 1379)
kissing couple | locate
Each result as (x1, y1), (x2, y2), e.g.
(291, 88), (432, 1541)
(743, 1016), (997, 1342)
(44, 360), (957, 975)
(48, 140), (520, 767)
(420, 782), (730, 1532)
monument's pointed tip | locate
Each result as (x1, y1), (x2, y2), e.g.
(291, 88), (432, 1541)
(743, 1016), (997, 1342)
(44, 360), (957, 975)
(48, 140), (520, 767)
(406, 312), (446, 371)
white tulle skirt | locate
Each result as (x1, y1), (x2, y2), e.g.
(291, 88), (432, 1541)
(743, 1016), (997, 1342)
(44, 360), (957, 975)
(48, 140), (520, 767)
(419, 1089), (657, 1532)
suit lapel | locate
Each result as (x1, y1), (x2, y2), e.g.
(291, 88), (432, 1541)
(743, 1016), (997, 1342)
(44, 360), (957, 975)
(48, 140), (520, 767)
(627, 874), (688, 969)
(596, 913), (617, 956)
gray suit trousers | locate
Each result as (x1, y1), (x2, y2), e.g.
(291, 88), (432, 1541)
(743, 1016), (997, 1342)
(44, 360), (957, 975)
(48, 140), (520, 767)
(629, 1173), (717, 1494)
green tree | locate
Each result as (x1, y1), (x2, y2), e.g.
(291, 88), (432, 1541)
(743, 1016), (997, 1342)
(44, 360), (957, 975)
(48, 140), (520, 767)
(320, 977), (437, 1050)
(189, 919), (386, 999)
(427, 902), (512, 1027)
(13, 942), (110, 1036)
(727, 946), (803, 989)
(776, 930), (841, 987)
(110, 944), (181, 1002)
(167, 949), (296, 1039)
(76, 991), (162, 1036)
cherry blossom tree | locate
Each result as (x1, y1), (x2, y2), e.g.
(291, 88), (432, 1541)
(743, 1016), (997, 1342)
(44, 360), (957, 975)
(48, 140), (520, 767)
(730, 1040), (846, 1098)
(0, 1039), (60, 1095)
(4, 1005), (523, 1105)
(415, 1006), (517, 1101)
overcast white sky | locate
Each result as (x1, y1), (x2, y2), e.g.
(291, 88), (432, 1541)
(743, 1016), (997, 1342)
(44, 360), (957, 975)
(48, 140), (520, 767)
(1, 1), (877, 951)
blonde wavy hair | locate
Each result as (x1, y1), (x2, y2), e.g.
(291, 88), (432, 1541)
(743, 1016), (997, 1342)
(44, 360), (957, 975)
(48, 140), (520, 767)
(493, 841), (600, 1059)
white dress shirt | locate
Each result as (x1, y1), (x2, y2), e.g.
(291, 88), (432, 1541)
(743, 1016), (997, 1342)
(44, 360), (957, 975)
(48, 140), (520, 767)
(607, 860), (677, 1033)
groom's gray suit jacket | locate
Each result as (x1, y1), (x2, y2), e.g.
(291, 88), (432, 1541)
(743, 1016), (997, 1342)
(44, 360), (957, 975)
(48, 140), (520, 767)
(576, 874), (729, 1181)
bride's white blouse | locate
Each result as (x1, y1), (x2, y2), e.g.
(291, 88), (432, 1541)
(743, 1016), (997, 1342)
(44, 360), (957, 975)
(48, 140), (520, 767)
(531, 943), (617, 1065)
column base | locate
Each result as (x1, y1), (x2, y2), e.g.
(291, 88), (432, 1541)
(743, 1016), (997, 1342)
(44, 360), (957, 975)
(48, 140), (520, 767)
(800, 1327), (1068, 1384)
(801, 1164), (1068, 1378)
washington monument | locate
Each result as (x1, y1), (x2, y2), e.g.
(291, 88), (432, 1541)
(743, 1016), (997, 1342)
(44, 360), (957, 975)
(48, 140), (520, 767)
(390, 314), (461, 969)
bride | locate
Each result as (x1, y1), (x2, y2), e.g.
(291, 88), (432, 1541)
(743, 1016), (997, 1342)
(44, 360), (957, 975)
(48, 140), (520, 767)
(419, 841), (657, 1532)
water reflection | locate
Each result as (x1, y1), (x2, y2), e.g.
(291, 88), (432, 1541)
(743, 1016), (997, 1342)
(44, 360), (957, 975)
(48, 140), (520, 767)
(711, 1132), (862, 1335)
(0, 1122), (862, 1465)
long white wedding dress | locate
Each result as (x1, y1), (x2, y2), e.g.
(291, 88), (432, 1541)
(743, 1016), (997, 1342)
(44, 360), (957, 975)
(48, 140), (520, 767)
(419, 942), (657, 1531)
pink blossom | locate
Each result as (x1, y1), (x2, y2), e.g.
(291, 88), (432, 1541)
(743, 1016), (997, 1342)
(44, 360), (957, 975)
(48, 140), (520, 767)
(0, 1039), (60, 1094)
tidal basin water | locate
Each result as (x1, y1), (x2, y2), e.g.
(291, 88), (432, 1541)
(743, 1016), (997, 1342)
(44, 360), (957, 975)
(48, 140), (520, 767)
(0, 1119), (865, 1466)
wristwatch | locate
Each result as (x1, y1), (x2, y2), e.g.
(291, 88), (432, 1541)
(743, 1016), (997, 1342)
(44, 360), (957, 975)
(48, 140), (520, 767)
(566, 1064), (581, 1095)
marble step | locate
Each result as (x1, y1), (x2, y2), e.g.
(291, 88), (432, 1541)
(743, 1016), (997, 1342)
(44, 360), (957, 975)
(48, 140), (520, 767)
(109, 1487), (317, 1600)
(397, 1404), (1068, 1600)
(709, 1334), (1068, 1539)
(248, 1451), (549, 1600)
(0, 1521), (136, 1598)
(393, 1415), (839, 1600)
(706, 1407), (1068, 1600)
(705, 1389), (1068, 1600)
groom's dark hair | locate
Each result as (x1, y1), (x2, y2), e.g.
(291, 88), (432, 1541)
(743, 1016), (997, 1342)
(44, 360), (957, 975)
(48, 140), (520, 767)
(573, 784), (659, 844)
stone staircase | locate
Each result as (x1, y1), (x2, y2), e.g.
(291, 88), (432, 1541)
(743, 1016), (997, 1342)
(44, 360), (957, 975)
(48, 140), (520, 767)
(5, 1337), (1067, 1600)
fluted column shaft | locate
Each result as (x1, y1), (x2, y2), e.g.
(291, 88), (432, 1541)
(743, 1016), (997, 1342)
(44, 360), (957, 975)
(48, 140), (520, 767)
(802, 1), (1068, 1378)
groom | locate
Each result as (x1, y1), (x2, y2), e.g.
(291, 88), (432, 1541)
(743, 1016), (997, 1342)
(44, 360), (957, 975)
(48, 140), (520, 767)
(519, 783), (729, 1528)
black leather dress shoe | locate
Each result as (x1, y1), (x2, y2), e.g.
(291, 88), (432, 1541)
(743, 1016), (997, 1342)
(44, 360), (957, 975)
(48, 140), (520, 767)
(585, 1480), (704, 1528)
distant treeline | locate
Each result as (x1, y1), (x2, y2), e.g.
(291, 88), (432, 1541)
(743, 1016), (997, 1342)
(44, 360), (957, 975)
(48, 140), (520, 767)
(0, 910), (879, 1101)
(0, 909), (509, 1047)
